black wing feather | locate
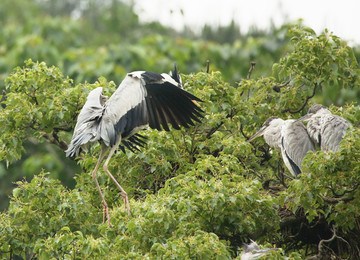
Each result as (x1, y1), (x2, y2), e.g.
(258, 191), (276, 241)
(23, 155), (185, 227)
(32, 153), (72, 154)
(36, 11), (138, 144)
(119, 133), (147, 153)
(142, 71), (164, 83)
(155, 95), (182, 130)
(110, 71), (203, 148)
(157, 92), (191, 128)
(151, 95), (170, 131)
(285, 150), (302, 176)
(281, 136), (302, 176)
(145, 81), (203, 131)
(145, 96), (161, 130)
(113, 100), (148, 146)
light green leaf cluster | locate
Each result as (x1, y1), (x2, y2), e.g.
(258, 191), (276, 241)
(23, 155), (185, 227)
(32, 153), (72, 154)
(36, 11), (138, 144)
(284, 126), (360, 230)
(0, 172), (281, 259)
(0, 60), (116, 164)
(273, 26), (360, 109)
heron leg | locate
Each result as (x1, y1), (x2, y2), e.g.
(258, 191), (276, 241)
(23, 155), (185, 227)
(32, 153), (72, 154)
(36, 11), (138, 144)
(91, 147), (111, 226)
(103, 141), (131, 215)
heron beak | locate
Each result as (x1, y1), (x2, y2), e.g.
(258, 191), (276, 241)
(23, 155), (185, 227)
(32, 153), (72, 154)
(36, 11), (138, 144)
(252, 248), (279, 256)
(255, 248), (279, 253)
(294, 113), (313, 124)
(192, 100), (201, 107)
(247, 125), (267, 142)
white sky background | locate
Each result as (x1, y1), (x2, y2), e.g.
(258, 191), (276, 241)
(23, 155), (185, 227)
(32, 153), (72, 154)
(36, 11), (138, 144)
(134, 0), (360, 45)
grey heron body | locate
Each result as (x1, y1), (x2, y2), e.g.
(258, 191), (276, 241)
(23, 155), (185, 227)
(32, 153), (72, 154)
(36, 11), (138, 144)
(66, 70), (203, 225)
(241, 240), (279, 260)
(248, 117), (316, 177)
(296, 104), (351, 151)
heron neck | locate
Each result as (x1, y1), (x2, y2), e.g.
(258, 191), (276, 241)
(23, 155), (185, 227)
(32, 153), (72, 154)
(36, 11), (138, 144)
(263, 120), (283, 149)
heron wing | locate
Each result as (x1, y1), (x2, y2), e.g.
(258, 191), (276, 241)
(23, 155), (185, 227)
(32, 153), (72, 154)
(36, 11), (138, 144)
(281, 121), (316, 176)
(168, 64), (183, 87)
(66, 87), (105, 158)
(100, 71), (203, 147)
(118, 133), (147, 153)
(306, 115), (322, 146)
(321, 115), (351, 151)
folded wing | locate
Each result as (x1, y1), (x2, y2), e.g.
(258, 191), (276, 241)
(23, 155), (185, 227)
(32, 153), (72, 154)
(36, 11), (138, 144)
(281, 120), (316, 176)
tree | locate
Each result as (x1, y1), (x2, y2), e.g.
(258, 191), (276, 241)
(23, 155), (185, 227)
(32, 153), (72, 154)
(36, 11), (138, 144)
(0, 0), (294, 212)
(1, 25), (360, 259)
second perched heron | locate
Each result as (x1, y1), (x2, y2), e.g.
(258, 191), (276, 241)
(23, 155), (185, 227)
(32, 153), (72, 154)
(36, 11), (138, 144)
(248, 117), (316, 177)
(295, 104), (351, 152)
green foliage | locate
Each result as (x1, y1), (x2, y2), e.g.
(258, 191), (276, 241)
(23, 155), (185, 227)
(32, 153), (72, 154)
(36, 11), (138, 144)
(284, 126), (360, 228)
(0, 173), (99, 258)
(0, 60), (116, 164)
(0, 171), (279, 259)
(1, 2), (360, 258)
(0, 0), (287, 211)
(273, 26), (360, 109)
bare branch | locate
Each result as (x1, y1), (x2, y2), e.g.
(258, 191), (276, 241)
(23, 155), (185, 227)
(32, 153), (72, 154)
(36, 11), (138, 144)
(206, 109), (236, 139)
(239, 123), (249, 139)
(282, 81), (323, 114)
(206, 60), (210, 73)
(322, 195), (354, 204)
(305, 228), (349, 260)
(272, 79), (291, 93)
(328, 183), (360, 197)
(41, 132), (68, 152)
(206, 121), (224, 139)
(247, 62), (256, 80)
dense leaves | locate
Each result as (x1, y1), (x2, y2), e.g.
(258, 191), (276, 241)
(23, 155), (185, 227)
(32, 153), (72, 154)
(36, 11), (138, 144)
(1, 1), (360, 259)
(0, 0), (292, 211)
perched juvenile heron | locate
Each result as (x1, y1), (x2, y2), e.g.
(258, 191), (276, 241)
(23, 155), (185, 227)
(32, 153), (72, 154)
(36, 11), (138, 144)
(295, 104), (351, 151)
(247, 117), (316, 177)
(66, 68), (203, 225)
(241, 240), (279, 260)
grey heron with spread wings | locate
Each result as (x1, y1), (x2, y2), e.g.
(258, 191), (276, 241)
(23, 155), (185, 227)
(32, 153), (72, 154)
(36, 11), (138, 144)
(247, 117), (316, 177)
(295, 104), (351, 152)
(66, 68), (203, 225)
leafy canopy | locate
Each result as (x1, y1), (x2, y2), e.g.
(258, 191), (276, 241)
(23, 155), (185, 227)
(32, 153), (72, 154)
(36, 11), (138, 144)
(0, 25), (360, 259)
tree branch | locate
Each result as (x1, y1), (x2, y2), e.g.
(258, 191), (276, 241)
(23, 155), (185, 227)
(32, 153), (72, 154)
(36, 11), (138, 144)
(206, 60), (210, 73)
(206, 122), (224, 139)
(239, 123), (249, 139)
(305, 228), (349, 260)
(328, 183), (360, 197)
(322, 195), (354, 204)
(272, 79), (290, 93)
(247, 62), (256, 80)
(41, 132), (68, 152)
(206, 109), (236, 139)
(281, 81), (323, 114)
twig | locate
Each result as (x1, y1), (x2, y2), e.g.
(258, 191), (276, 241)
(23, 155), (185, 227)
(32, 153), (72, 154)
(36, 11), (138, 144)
(52, 131), (69, 151)
(322, 196), (354, 204)
(206, 122), (224, 139)
(277, 159), (288, 187)
(305, 227), (350, 260)
(239, 124), (249, 139)
(54, 126), (74, 132)
(247, 62), (256, 80)
(282, 81), (322, 114)
(206, 109), (236, 139)
(41, 132), (68, 152)
(328, 183), (360, 197)
(272, 80), (291, 93)
(246, 62), (256, 100)
(206, 60), (210, 73)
